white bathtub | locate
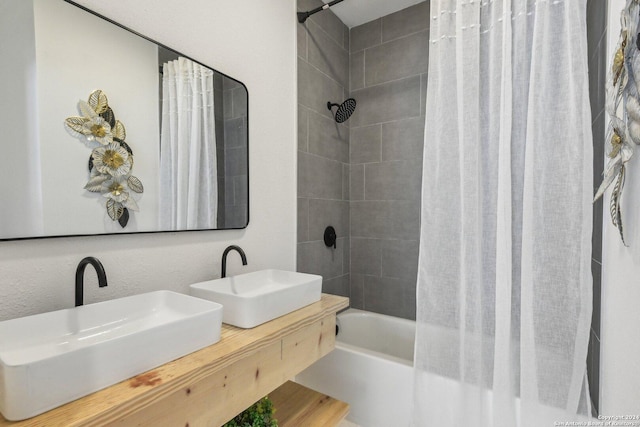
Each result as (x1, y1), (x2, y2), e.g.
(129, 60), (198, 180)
(296, 308), (415, 427)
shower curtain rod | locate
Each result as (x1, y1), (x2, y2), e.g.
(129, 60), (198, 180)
(297, 0), (345, 23)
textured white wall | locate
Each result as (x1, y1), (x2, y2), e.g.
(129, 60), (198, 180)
(0, 0), (297, 321)
(601, 0), (640, 415)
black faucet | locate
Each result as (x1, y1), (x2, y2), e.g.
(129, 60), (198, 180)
(75, 256), (108, 307)
(221, 245), (247, 278)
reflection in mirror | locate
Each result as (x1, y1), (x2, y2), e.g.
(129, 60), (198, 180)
(0, 0), (248, 240)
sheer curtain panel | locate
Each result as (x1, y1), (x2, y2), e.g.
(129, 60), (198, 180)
(413, 0), (593, 425)
(160, 57), (218, 230)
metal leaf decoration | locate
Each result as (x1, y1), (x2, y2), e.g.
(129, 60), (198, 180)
(65, 116), (89, 135)
(127, 176), (144, 193)
(78, 100), (97, 119)
(113, 120), (126, 140)
(100, 107), (116, 128)
(66, 90), (144, 229)
(118, 208), (130, 228)
(106, 199), (124, 221)
(124, 197), (139, 212)
(120, 140), (133, 155)
(84, 174), (108, 192)
(88, 90), (109, 114)
(610, 165), (627, 246)
(594, 1), (640, 244)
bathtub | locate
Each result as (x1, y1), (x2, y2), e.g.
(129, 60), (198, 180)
(297, 309), (593, 427)
(296, 308), (415, 427)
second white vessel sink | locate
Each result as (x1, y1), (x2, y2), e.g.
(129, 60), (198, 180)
(189, 269), (322, 328)
(0, 290), (223, 421)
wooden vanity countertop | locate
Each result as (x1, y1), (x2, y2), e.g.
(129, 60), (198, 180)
(0, 293), (349, 427)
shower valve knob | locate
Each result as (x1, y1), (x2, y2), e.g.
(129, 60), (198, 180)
(324, 226), (337, 249)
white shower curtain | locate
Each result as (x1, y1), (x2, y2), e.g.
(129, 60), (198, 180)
(160, 57), (218, 230)
(414, 1), (593, 426)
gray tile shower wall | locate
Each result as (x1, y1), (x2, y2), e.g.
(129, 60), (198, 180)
(586, 0), (607, 414)
(348, 2), (429, 320)
(297, 0), (351, 297)
(296, 0), (429, 318)
(223, 78), (248, 228)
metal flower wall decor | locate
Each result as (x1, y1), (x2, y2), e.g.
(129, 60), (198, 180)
(65, 90), (143, 228)
(594, 0), (640, 245)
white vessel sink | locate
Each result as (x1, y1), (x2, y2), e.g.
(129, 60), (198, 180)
(0, 290), (223, 421)
(189, 269), (322, 329)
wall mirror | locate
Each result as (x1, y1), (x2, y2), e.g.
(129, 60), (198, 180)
(0, 0), (249, 241)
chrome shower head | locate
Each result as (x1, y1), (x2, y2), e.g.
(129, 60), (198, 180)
(327, 98), (356, 123)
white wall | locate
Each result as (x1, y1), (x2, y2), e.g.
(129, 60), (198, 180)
(0, 0), (297, 321)
(601, 0), (640, 415)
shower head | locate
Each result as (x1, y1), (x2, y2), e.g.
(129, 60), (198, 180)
(327, 98), (356, 123)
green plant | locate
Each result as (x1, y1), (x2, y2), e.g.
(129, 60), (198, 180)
(223, 396), (278, 427)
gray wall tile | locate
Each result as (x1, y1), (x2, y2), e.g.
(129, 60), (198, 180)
(343, 163), (350, 200)
(364, 31), (429, 87)
(298, 197), (310, 242)
(350, 274), (365, 309)
(225, 146), (247, 175)
(389, 200), (421, 241)
(382, 116), (425, 161)
(351, 201), (388, 238)
(350, 76), (421, 127)
(351, 19), (382, 52)
(225, 204), (248, 228)
(214, 73), (224, 91)
(351, 238), (382, 276)
(308, 199), (350, 241)
(214, 89), (224, 120)
(298, 22), (308, 60)
(224, 183), (235, 210)
(587, 0), (607, 58)
(343, 25), (350, 51)
(350, 164), (365, 201)
(298, 151), (344, 199)
(223, 77), (241, 91)
(381, 239), (420, 281)
(297, 240), (344, 279)
(307, 20), (349, 88)
(298, 58), (344, 119)
(363, 276), (416, 319)
(591, 259), (602, 336)
(299, 105), (310, 152)
(231, 87), (247, 119)
(381, 1), (430, 42)
(223, 117), (246, 149)
(350, 51), (365, 91)
(323, 274), (350, 297)
(364, 160), (422, 201)
(308, 110), (349, 162)
(297, 0), (322, 12)
(223, 88), (233, 120)
(299, 0), (346, 48)
(233, 175), (248, 206)
(351, 124), (382, 163)
(343, 236), (350, 275)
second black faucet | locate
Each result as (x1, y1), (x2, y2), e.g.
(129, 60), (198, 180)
(221, 245), (247, 278)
